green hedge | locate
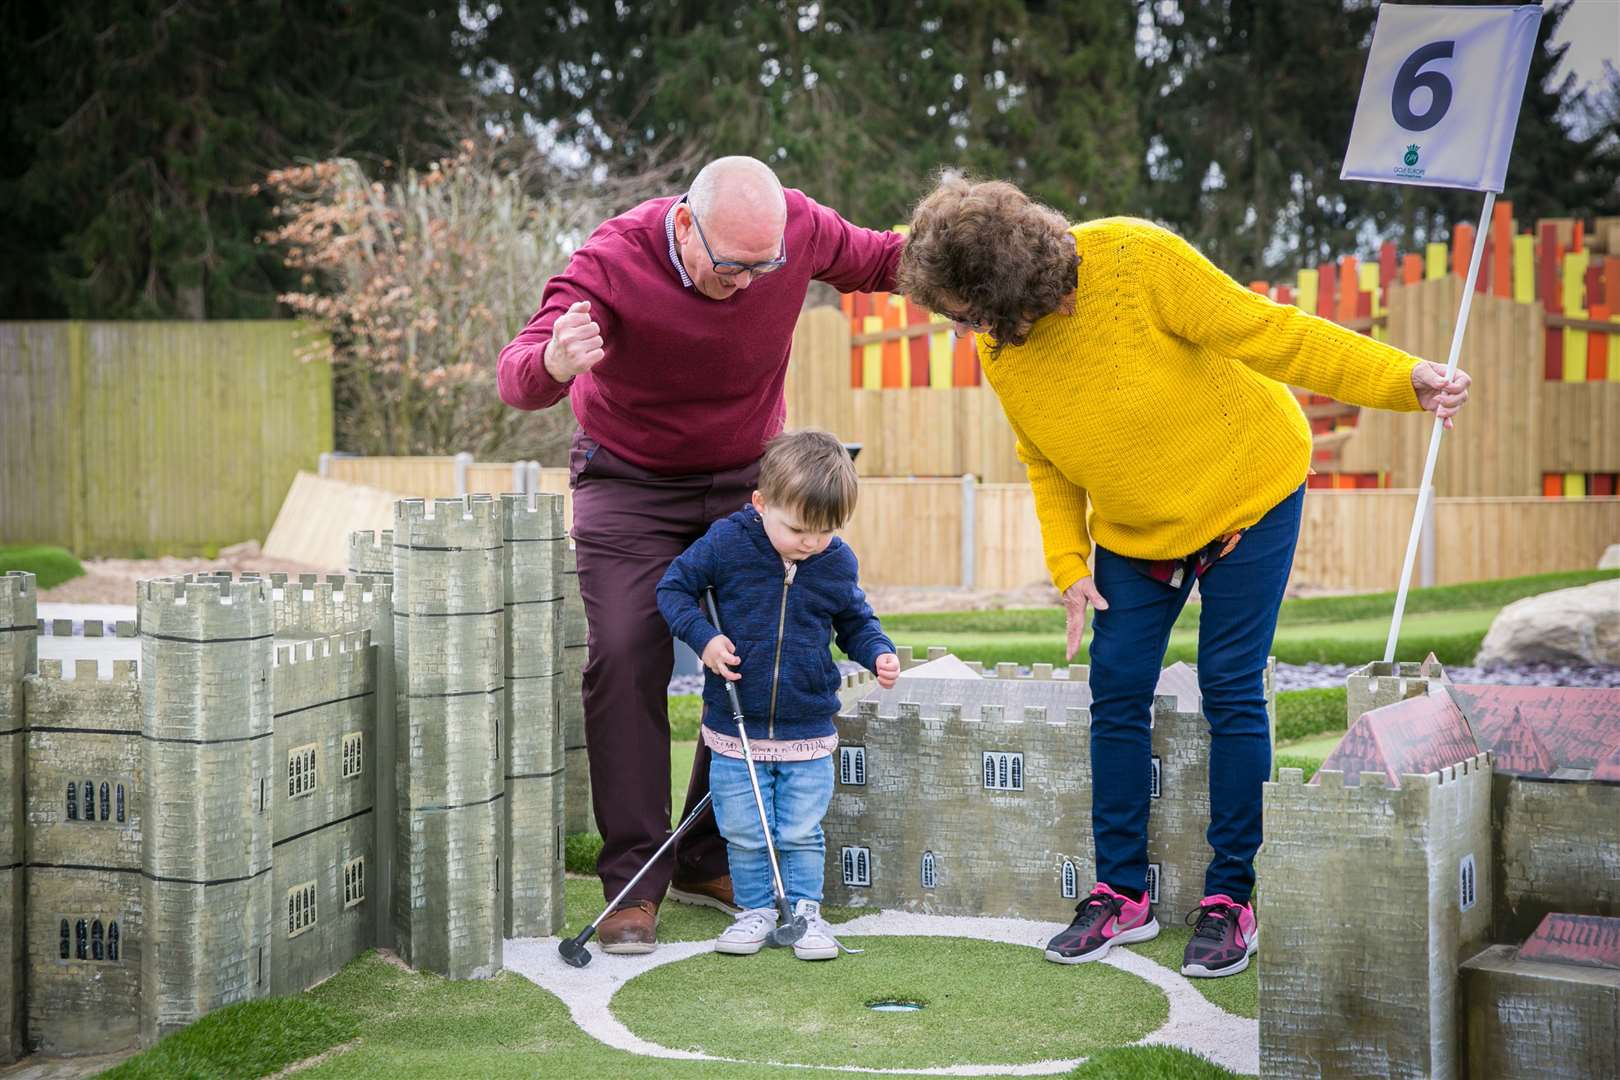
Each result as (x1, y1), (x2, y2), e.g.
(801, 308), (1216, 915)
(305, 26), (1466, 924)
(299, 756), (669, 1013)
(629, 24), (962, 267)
(0, 545), (85, 591)
(1274, 688), (1347, 743)
(887, 629), (1484, 669)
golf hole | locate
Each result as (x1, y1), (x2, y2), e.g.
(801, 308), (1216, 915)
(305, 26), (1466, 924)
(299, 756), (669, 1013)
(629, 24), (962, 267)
(866, 999), (925, 1013)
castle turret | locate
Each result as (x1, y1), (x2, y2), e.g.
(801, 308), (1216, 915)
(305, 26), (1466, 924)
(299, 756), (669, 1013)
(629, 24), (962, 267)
(25, 657), (142, 1054)
(0, 571), (37, 1063)
(500, 493), (566, 936)
(392, 497), (503, 979)
(1259, 689), (1493, 1079)
(139, 575), (274, 1042)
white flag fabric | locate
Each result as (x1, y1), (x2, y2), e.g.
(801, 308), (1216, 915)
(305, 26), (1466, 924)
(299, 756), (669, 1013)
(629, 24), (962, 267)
(1342, 4), (1541, 192)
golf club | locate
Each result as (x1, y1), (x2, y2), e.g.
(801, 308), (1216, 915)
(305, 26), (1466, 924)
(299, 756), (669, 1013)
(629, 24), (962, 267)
(704, 588), (808, 948)
(557, 790), (714, 969)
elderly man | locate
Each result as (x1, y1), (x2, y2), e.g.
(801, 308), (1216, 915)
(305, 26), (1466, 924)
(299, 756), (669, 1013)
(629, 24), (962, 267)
(498, 156), (901, 952)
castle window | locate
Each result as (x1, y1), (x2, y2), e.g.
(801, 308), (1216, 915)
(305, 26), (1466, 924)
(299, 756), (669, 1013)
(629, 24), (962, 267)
(342, 733), (363, 779)
(839, 746), (866, 785)
(108, 922), (119, 961)
(841, 846), (871, 887)
(67, 783), (77, 821)
(116, 784), (126, 823)
(91, 920), (103, 960)
(288, 744), (317, 800)
(1146, 864), (1161, 905)
(982, 752), (1024, 791)
(343, 856), (366, 908)
(76, 919), (87, 960)
(59, 919), (69, 959)
(100, 783), (110, 822)
(259, 777), (267, 813)
(921, 851), (937, 890)
(1150, 756), (1162, 799)
(1062, 860), (1078, 899)
(82, 781), (94, 820)
(1459, 853), (1477, 912)
(288, 881), (317, 937)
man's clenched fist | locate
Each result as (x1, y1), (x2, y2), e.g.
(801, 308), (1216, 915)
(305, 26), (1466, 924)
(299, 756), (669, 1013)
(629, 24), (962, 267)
(543, 300), (605, 382)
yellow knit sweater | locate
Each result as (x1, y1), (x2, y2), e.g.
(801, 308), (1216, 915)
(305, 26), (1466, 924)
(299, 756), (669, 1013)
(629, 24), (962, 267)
(981, 218), (1425, 593)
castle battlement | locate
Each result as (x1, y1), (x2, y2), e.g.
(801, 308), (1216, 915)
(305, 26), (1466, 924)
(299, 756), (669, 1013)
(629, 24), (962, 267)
(272, 629), (372, 668)
(269, 575), (391, 637)
(896, 646), (1086, 682)
(34, 658), (138, 685)
(1347, 656), (1446, 723)
(499, 491), (565, 539)
(37, 619), (135, 639)
(394, 496), (504, 550)
(138, 574), (272, 641)
(348, 529), (394, 576)
(1, 571), (36, 624)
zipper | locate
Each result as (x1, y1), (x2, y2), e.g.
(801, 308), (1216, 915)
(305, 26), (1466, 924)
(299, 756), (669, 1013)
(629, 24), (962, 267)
(765, 562), (796, 738)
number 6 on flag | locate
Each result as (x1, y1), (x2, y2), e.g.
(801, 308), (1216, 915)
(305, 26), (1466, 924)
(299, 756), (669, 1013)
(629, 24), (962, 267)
(1342, 4), (1540, 193)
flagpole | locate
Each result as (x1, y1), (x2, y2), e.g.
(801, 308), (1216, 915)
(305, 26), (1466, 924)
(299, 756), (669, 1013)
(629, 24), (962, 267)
(1383, 189), (1495, 663)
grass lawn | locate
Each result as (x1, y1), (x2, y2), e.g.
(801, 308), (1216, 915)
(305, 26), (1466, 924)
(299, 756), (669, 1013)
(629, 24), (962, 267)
(0, 544), (85, 590)
(876, 568), (1619, 668)
(102, 881), (1246, 1080)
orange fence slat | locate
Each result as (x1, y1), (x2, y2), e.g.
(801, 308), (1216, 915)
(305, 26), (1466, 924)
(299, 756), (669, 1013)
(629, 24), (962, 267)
(880, 294), (904, 388)
(905, 300), (931, 388)
(1336, 257), (1359, 322)
(1492, 200), (1513, 297)
(1542, 473), (1563, 497)
(1402, 253), (1423, 284)
(1541, 223), (1562, 379)
(1452, 222), (1474, 280)
(1316, 262), (1336, 318)
(1589, 302), (1610, 381)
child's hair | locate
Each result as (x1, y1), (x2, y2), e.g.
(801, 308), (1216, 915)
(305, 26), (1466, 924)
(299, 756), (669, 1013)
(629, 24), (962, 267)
(757, 429), (858, 531)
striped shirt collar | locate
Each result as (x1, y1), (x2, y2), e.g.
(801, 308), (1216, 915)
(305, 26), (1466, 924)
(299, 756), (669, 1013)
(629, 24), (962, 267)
(665, 197), (693, 289)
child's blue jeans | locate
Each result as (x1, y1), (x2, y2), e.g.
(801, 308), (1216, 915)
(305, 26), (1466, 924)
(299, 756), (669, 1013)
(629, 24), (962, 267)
(709, 751), (835, 911)
(1088, 485), (1303, 904)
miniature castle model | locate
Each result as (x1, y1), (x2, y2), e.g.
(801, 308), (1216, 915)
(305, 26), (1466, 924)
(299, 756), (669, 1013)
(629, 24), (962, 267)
(822, 647), (1276, 923)
(0, 493), (568, 1064)
(1260, 661), (1620, 1080)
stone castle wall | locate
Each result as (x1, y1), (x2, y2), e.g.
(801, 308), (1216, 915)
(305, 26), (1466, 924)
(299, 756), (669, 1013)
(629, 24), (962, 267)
(822, 659), (1270, 923)
(1, 571), (37, 1061)
(1258, 750), (1493, 1080)
(1492, 775), (1620, 943)
(561, 544), (592, 835)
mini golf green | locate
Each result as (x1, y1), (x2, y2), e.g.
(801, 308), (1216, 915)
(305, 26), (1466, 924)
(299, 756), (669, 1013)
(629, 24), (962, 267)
(611, 935), (1170, 1070)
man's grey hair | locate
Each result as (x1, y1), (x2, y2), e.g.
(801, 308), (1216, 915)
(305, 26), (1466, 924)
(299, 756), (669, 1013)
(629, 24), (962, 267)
(688, 156), (786, 221)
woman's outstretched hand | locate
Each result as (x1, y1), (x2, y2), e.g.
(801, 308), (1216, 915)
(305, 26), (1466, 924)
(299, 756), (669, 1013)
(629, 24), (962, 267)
(1412, 361), (1471, 429)
(1062, 578), (1108, 662)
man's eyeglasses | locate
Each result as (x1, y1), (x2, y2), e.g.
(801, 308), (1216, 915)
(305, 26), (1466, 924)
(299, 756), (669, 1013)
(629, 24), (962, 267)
(937, 306), (990, 332)
(686, 199), (788, 277)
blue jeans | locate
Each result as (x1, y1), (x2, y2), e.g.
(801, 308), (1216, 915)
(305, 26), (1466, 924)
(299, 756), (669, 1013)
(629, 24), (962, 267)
(709, 752), (835, 911)
(1088, 485), (1303, 904)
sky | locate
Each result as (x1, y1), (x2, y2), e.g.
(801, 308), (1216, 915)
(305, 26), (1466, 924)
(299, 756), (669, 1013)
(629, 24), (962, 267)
(1551, 0), (1619, 92)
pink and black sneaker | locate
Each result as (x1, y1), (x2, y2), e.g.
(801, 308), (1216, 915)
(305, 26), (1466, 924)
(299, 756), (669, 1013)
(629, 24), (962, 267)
(1181, 894), (1258, 978)
(1043, 882), (1159, 965)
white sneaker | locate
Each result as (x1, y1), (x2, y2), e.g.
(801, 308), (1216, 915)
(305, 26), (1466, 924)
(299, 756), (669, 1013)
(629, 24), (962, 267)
(791, 899), (853, 961)
(715, 908), (777, 956)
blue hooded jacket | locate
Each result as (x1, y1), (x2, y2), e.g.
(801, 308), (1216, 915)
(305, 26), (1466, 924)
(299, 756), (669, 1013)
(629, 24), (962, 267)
(656, 507), (894, 742)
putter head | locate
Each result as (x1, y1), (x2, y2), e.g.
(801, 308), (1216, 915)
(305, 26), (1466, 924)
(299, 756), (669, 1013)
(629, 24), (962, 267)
(770, 916), (808, 947)
(557, 936), (593, 968)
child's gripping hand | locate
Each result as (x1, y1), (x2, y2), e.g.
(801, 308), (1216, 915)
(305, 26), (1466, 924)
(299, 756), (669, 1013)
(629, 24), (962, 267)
(874, 652), (900, 689)
(702, 635), (742, 681)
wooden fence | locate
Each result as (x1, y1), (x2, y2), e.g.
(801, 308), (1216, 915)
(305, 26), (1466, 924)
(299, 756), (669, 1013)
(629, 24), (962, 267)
(0, 321), (332, 556)
(319, 455), (1620, 593)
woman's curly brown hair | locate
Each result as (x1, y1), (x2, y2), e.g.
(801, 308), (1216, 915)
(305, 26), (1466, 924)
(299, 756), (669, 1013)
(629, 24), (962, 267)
(897, 174), (1078, 349)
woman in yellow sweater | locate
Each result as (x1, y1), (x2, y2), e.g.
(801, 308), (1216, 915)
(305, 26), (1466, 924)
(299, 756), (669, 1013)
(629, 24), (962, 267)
(898, 176), (1470, 979)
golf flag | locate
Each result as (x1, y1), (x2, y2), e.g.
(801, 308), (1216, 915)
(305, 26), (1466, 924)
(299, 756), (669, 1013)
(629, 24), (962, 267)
(1342, 3), (1541, 192)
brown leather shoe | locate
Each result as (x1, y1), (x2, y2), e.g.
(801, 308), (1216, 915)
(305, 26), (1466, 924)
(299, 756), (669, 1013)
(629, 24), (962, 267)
(598, 899), (658, 954)
(668, 872), (741, 914)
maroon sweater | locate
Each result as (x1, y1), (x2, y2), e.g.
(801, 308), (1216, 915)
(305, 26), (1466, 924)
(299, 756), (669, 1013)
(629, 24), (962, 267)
(497, 190), (903, 474)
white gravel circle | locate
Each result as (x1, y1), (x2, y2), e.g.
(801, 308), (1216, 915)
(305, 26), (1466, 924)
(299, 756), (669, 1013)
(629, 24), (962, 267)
(503, 909), (1257, 1076)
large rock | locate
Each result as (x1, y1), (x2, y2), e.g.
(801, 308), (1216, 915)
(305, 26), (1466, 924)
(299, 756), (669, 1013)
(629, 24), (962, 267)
(1476, 580), (1620, 667)
(1599, 544), (1620, 570)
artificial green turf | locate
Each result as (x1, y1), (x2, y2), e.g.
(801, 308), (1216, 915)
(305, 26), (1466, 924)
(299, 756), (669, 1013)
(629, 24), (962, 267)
(670, 693), (702, 741)
(1278, 731), (1348, 760)
(97, 995), (358, 1079)
(1065, 1045), (1239, 1079)
(1130, 928), (1257, 1019)
(104, 949), (1246, 1079)
(614, 936), (1168, 1070)
(0, 544), (85, 590)
(888, 607), (1495, 667)
(559, 866), (859, 941)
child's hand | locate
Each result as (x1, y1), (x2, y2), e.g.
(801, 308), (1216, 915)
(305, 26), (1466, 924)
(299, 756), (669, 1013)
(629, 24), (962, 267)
(874, 652), (900, 689)
(702, 635), (742, 681)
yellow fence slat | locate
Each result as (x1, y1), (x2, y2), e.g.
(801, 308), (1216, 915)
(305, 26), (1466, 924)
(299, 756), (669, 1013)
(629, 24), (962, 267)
(861, 316), (883, 389)
(928, 313), (953, 390)
(1295, 269), (1318, 312)
(1562, 250), (1589, 383)
(1512, 234), (1535, 303)
(1425, 242), (1448, 280)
